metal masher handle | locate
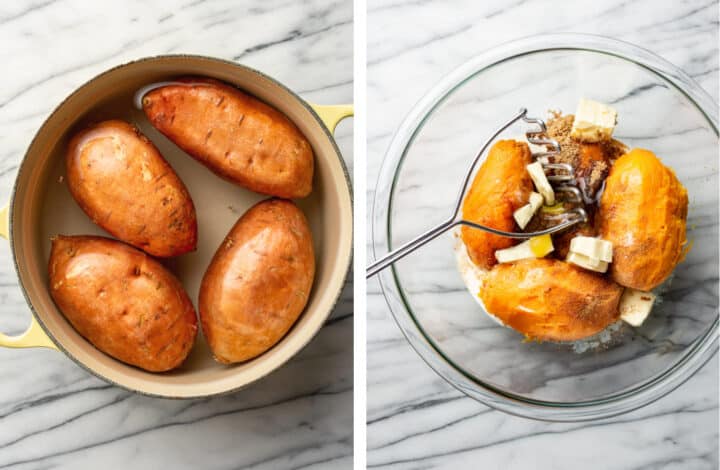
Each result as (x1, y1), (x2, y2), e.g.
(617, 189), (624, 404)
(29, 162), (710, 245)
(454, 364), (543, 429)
(365, 211), (585, 278)
(366, 108), (595, 278)
(367, 108), (591, 278)
(366, 218), (456, 279)
(367, 109), (527, 279)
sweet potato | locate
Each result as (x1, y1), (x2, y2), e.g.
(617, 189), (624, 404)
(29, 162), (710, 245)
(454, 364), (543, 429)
(199, 199), (315, 363)
(48, 235), (197, 372)
(479, 258), (623, 342)
(142, 78), (314, 199)
(576, 142), (610, 199)
(461, 140), (533, 270)
(66, 120), (197, 257)
(598, 148), (688, 290)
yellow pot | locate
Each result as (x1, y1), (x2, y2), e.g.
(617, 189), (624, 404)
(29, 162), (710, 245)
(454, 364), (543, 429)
(0, 55), (353, 398)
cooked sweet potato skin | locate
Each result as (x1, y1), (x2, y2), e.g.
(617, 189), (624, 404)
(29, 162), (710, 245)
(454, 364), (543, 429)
(599, 148), (688, 290)
(199, 199), (315, 364)
(479, 258), (623, 342)
(66, 120), (197, 257)
(461, 140), (533, 269)
(142, 78), (314, 199)
(48, 236), (197, 372)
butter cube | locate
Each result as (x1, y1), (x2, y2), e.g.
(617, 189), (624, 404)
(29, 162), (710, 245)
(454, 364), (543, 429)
(570, 98), (617, 143)
(619, 289), (656, 327)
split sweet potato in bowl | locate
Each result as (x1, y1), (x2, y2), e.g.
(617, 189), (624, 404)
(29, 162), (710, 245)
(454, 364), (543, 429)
(459, 113), (688, 343)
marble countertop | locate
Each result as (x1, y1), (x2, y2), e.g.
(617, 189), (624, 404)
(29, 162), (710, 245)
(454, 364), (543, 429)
(0, 1), (352, 469)
(367, 0), (718, 469)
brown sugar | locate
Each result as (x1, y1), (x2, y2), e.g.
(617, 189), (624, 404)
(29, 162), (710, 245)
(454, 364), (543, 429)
(545, 113), (625, 200)
(588, 162), (607, 187)
(546, 113), (579, 167)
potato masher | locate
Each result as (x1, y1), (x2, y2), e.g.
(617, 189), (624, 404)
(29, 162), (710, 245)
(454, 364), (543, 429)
(367, 108), (588, 278)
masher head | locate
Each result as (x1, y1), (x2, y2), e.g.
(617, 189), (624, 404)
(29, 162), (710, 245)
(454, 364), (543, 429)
(452, 109), (587, 239)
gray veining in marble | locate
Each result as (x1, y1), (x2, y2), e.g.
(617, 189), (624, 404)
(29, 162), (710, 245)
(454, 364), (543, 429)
(367, 0), (718, 468)
(0, 1), (353, 469)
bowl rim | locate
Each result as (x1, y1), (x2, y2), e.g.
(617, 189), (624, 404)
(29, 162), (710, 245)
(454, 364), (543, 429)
(372, 33), (719, 421)
(9, 54), (353, 399)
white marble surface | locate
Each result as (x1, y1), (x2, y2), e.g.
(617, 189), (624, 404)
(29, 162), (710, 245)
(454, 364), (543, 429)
(0, 1), (352, 469)
(367, 1), (719, 468)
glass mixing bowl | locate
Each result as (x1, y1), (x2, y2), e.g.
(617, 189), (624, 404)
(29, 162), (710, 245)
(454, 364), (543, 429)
(372, 34), (718, 421)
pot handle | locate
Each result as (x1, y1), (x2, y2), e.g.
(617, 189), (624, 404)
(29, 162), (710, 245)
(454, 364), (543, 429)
(310, 104), (353, 134)
(0, 204), (57, 350)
